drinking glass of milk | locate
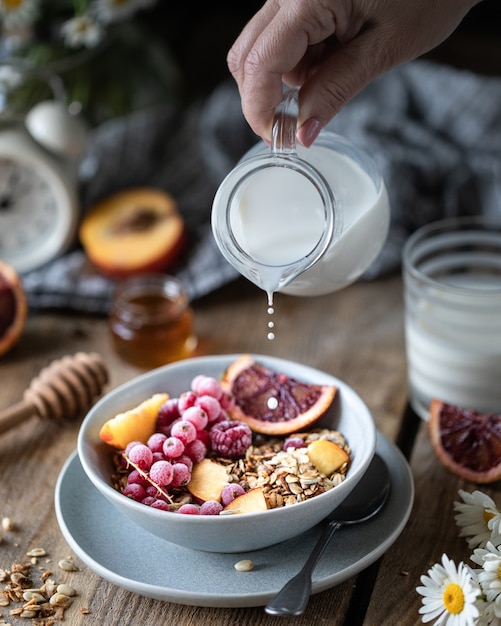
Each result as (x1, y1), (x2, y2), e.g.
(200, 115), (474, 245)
(211, 87), (390, 303)
(403, 217), (501, 420)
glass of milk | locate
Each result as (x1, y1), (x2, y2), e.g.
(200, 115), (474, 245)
(211, 88), (390, 301)
(403, 217), (501, 420)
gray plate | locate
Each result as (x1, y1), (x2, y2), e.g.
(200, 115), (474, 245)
(54, 432), (413, 608)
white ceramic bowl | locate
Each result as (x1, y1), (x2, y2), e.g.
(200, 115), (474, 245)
(78, 354), (376, 553)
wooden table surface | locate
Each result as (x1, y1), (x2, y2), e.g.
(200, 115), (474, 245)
(0, 274), (494, 626)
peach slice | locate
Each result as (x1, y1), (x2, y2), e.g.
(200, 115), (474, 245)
(79, 187), (186, 279)
(223, 487), (268, 514)
(307, 439), (350, 476)
(99, 393), (168, 449)
(188, 459), (229, 502)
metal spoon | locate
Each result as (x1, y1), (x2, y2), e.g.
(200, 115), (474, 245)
(265, 453), (390, 616)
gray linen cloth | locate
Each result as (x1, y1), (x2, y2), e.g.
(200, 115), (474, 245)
(22, 60), (501, 313)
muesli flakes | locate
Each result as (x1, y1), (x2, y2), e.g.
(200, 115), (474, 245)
(215, 428), (351, 509)
(0, 551), (80, 625)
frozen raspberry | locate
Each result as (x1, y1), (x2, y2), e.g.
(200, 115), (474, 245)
(171, 462), (191, 487)
(156, 398), (180, 433)
(147, 432), (167, 453)
(182, 406), (208, 431)
(178, 391), (197, 412)
(128, 444), (153, 470)
(149, 460), (174, 486)
(221, 483), (245, 507)
(162, 436), (185, 459)
(178, 503), (200, 515)
(184, 439), (207, 464)
(283, 436), (306, 451)
(200, 500), (223, 515)
(210, 420), (252, 458)
(195, 395), (221, 423)
(170, 419), (197, 445)
(123, 483), (146, 502)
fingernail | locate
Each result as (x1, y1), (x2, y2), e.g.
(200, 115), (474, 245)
(297, 118), (323, 148)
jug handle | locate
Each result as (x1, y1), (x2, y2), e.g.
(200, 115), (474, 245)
(272, 87), (299, 156)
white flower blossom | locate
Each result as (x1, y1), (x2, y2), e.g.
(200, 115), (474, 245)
(60, 14), (103, 49)
(417, 553), (481, 626)
(0, 64), (24, 88)
(455, 490), (501, 549)
(0, 0), (39, 28)
(471, 543), (501, 603)
(477, 597), (501, 626)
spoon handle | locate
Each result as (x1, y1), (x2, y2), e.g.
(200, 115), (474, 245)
(265, 520), (342, 616)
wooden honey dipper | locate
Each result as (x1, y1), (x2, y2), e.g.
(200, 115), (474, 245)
(0, 352), (109, 436)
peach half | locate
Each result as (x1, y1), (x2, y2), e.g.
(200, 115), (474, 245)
(79, 188), (186, 279)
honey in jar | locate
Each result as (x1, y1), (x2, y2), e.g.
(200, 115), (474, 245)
(109, 275), (197, 368)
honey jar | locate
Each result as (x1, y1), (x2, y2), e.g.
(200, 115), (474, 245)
(109, 275), (197, 368)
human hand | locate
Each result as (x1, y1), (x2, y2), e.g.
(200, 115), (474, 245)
(227, 0), (481, 146)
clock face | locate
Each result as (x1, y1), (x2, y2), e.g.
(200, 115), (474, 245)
(0, 128), (78, 273)
(0, 157), (60, 255)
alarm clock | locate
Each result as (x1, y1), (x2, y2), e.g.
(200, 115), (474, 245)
(0, 99), (88, 274)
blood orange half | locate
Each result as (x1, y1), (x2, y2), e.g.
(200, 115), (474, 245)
(429, 399), (501, 484)
(0, 260), (28, 358)
(220, 355), (336, 435)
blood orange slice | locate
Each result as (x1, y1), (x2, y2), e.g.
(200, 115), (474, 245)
(429, 399), (501, 484)
(220, 355), (336, 435)
(0, 260), (28, 358)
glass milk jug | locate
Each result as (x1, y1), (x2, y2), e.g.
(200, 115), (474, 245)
(211, 87), (390, 298)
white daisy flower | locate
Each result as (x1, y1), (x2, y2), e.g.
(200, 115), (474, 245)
(455, 490), (501, 549)
(60, 14), (103, 49)
(477, 596), (501, 626)
(0, 0), (39, 28)
(417, 553), (480, 625)
(489, 515), (501, 550)
(92, 0), (156, 24)
(471, 543), (501, 600)
(0, 64), (24, 89)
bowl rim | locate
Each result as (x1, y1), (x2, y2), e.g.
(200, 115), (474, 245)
(77, 353), (377, 523)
